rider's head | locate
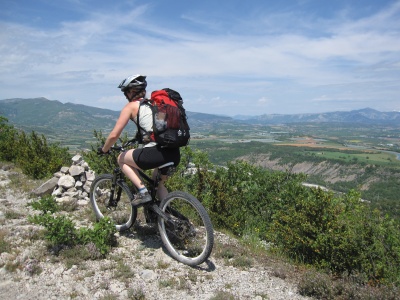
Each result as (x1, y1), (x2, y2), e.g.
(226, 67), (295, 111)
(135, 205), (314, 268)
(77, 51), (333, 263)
(118, 74), (147, 102)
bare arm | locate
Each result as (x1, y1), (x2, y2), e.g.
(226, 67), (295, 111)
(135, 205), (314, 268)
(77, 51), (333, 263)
(102, 102), (138, 152)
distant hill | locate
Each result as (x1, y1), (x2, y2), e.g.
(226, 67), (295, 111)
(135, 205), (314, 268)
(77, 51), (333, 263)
(0, 97), (120, 130)
(1, 98), (399, 133)
(0, 97), (232, 131)
(238, 108), (400, 125)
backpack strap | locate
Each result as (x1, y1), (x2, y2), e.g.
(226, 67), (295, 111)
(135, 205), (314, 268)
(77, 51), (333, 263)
(136, 98), (154, 144)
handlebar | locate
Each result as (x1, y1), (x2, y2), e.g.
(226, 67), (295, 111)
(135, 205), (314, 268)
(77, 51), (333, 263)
(110, 138), (138, 152)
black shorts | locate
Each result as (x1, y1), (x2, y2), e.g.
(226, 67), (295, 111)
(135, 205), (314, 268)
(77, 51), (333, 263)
(132, 146), (180, 174)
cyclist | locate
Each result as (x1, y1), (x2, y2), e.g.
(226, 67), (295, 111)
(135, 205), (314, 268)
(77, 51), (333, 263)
(98, 74), (181, 205)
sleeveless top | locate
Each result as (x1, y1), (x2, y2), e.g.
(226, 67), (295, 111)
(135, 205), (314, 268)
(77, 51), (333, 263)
(133, 101), (157, 148)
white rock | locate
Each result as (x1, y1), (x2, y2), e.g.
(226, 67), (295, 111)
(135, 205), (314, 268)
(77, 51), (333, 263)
(72, 155), (83, 164)
(64, 191), (79, 198)
(53, 171), (63, 178)
(58, 175), (75, 189)
(69, 165), (85, 177)
(77, 199), (88, 206)
(140, 269), (157, 281)
(55, 196), (72, 203)
(60, 166), (69, 174)
(75, 181), (83, 188)
(52, 187), (63, 197)
(83, 181), (92, 194)
(85, 171), (95, 181)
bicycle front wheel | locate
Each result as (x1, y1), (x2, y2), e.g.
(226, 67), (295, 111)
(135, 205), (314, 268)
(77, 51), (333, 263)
(90, 174), (136, 231)
(158, 191), (214, 266)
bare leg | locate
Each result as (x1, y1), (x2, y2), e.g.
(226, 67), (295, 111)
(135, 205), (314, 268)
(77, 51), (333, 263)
(118, 150), (146, 190)
(152, 169), (168, 200)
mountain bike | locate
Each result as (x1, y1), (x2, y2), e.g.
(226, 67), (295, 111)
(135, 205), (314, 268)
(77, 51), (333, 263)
(89, 139), (214, 266)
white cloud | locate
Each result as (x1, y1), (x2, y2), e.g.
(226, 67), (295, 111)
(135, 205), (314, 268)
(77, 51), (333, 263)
(0, 1), (400, 115)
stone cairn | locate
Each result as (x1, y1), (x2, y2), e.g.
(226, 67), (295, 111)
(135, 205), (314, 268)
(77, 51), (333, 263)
(33, 154), (95, 206)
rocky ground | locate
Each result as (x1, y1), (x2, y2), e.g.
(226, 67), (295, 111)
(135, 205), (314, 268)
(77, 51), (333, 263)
(0, 166), (310, 300)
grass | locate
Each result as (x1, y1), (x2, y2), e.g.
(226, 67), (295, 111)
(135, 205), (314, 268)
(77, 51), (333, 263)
(4, 209), (25, 220)
(210, 291), (238, 300)
(298, 269), (400, 300)
(156, 260), (170, 269)
(6, 166), (43, 193)
(0, 229), (11, 254)
(159, 278), (178, 288)
(127, 288), (146, 300)
(113, 260), (135, 279)
(214, 239), (253, 269)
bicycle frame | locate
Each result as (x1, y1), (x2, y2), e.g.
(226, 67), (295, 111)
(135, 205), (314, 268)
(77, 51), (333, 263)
(137, 169), (158, 201)
(110, 165), (158, 198)
(109, 165), (173, 220)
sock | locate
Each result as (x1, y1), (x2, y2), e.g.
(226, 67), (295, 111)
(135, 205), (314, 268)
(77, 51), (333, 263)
(138, 187), (148, 194)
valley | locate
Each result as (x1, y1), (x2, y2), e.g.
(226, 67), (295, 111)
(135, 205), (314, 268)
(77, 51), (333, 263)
(1, 98), (400, 218)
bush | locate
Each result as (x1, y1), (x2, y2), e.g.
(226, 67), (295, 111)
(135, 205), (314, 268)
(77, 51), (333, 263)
(29, 195), (59, 214)
(15, 131), (70, 179)
(268, 188), (400, 285)
(0, 117), (19, 162)
(29, 196), (117, 256)
(0, 117), (71, 179)
(78, 217), (117, 255)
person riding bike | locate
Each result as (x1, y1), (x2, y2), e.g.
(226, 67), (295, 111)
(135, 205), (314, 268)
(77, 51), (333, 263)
(98, 74), (181, 206)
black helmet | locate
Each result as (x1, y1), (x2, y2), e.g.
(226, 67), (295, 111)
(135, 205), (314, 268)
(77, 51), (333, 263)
(118, 74), (147, 92)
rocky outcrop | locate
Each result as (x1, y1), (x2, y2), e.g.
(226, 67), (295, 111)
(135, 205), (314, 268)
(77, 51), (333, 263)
(32, 154), (95, 206)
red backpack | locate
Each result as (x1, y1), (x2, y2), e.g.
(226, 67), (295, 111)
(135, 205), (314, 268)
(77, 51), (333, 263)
(137, 88), (190, 148)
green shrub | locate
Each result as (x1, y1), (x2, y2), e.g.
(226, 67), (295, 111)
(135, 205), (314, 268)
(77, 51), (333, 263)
(0, 117), (71, 179)
(30, 213), (77, 248)
(78, 217), (117, 255)
(29, 195), (59, 214)
(15, 131), (70, 179)
(268, 188), (400, 285)
(29, 196), (117, 256)
(0, 117), (19, 162)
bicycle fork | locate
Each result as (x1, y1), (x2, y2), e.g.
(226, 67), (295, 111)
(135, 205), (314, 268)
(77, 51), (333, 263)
(107, 168), (123, 208)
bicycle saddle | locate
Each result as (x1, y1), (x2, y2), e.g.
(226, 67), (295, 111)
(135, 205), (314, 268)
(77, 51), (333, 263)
(158, 162), (176, 176)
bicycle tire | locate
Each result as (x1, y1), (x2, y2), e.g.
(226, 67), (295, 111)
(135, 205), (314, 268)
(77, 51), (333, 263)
(90, 174), (137, 231)
(158, 191), (214, 266)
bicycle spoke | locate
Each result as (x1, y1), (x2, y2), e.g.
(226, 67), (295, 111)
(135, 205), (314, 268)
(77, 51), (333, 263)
(90, 174), (135, 231)
(159, 191), (213, 265)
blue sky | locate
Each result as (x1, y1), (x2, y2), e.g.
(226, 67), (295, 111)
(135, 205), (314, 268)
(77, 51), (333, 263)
(1, 0), (400, 116)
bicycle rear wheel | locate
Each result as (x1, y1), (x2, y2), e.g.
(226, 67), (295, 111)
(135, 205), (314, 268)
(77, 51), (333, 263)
(158, 191), (214, 266)
(90, 174), (136, 231)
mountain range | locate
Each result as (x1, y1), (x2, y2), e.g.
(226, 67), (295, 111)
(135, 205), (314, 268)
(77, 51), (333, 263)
(236, 107), (400, 124)
(1, 98), (400, 130)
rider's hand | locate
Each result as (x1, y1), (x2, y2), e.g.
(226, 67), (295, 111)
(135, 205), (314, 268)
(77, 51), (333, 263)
(97, 147), (109, 155)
